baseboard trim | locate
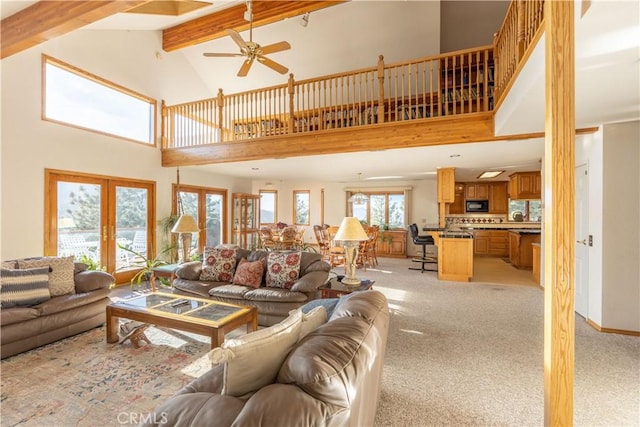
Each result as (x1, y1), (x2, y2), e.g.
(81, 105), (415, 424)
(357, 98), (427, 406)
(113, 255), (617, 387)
(586, 319), (640, 336)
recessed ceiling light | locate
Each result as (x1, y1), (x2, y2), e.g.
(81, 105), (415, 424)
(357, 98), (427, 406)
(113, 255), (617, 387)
(251, 167), (259, 171)
(366, 176), (403, 180)
(478, 170), (504, 179)
(449, 154), (461, 158)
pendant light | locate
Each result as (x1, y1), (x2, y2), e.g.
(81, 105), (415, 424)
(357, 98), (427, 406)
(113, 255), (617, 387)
(349, 173), (369, 205)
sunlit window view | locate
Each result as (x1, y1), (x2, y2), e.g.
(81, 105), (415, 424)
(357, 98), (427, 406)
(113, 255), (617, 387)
(352, 192), (405, 228)
(43, 56), (155, 144)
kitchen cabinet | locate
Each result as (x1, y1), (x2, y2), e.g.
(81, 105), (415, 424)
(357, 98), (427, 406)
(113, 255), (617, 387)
(532, 243), (541, 285)
(465, 183), (489, 200)
(489, 182), (508, 213)
(377, 230), (407, 258)
(508, 231), (541, 268)
(473, 230), (508, 256)
(437, 168), (455, 203)
(449, 182), (465, 214)
(429, 231), (474, 282)
(231, 193), (260, 249)
(509, 172), (541, 199)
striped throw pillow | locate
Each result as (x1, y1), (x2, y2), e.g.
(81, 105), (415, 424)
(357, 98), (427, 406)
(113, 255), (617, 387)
(0, 267), (51, 308)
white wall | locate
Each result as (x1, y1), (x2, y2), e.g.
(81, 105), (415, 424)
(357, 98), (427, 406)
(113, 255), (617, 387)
(0, 29), (251, 260)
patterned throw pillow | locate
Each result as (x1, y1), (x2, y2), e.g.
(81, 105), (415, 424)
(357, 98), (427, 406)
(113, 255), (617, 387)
(232, 258), (264, 289)
(200, 247), (238, 282)
(266, 251), (302, 289)
(18, 256), (75, 296)
(0, 267), (51, 308)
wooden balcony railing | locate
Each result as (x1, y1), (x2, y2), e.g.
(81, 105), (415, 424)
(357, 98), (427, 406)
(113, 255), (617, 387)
(161, 0), (544, 152)
(162, 47), (494, 150)
(493, 0), (545, 103)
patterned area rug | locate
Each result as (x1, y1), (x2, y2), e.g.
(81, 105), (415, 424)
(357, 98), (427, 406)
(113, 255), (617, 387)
(1, 325), (216, 427)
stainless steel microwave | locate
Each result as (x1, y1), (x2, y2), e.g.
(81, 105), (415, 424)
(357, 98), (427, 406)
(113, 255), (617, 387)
(465, 200), (489, 213)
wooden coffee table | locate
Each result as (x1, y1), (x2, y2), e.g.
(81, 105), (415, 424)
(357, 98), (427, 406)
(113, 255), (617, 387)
(106, 292), (257, 349)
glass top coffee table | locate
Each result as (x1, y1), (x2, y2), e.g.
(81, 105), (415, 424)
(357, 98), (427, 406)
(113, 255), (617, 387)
(106, 292), (257, 349)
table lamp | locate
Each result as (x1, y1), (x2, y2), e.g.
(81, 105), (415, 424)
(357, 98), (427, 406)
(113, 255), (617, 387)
(171, 167), (200, 263)
(334, 217), (368, 286)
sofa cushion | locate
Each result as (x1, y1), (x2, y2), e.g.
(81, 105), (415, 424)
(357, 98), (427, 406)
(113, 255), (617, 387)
(18, 256), (75, 296)
(209, 308), (302, 397)
(139, 392), (246, 427)
(232, 258), (264, 289)
(0, 267), (51, 308)
(243, 287), (308, 303)
(266, 251), (301, 289)
(174, 261), (203, 281)
(200, 247), (238, 282)
(0, 306), (40, 326)
(290, 270), (330, 293)
(74, 270), (114, 293)
(35, 288), (111, 316)
(208, 284), (252, 300)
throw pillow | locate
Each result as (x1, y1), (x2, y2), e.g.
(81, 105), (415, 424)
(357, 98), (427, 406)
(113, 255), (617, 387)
(0, 267), (51, 308)
(18, 256), (75, 296)
(209, 309), (303, 397)
(200, 247), (238, 282)
(298, 305), (327, 340)
(2, 261), (17, 269)
(232, 258), (264, 289)
(265, 251), (302, 289)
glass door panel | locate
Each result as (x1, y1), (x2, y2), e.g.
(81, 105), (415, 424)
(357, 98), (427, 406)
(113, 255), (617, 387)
(179, 191), (199, 261)
(114, 186), (149, 271)
(56, 181), (103, 266)
(205, 194), (223, 247)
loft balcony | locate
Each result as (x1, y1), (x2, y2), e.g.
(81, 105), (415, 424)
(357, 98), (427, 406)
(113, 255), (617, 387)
(161, 1), (544, 167)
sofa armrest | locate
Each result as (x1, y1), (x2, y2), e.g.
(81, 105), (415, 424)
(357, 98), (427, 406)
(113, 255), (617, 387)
(74, 270), (114, 293)
(290, 270), (329, 293)
(175, 364), (225, 396)
(175, 261), (202, 281)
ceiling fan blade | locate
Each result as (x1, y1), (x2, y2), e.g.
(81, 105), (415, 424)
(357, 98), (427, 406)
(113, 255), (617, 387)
(203, 52), (243, 57)
(237, 57), (255, 77)
(259, 41), (291, 55)
(257, 56), (289, 75)
(226, 29), (247, 49)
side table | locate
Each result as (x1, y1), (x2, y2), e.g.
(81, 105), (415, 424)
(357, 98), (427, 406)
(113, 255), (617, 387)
(319, 279), (374, 298)
(150, 263), (181, 292)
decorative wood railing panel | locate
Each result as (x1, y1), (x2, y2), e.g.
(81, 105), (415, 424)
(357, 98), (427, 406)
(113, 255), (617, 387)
(162, 0), (543, 152)
(493, 0), (545, 103)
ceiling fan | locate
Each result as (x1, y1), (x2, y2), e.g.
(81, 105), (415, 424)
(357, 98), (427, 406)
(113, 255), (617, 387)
(203, 1), (291, 77)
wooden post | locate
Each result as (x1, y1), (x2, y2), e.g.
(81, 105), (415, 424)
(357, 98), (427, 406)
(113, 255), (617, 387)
(217, 88), (224, 141)
(288, 73), (295, 134)
(517, 0), (526, 59)
(160, 99), (167, 149)
(543, 1), (575, 425)
(377, 55), (385, 124)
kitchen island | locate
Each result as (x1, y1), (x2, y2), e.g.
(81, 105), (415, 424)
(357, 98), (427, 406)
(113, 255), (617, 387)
(423, 225), (474, 282)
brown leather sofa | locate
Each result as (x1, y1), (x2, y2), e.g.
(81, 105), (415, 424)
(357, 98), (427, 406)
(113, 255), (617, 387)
(141, 290), (390, 427)
(1, 260), (114, 359)
(172, 249), (331, 326)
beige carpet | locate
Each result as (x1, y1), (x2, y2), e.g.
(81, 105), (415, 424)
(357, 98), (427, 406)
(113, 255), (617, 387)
(353, 257), (640, 426)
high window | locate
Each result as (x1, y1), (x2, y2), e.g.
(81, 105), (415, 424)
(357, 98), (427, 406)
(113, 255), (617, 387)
(43, 55), (156, 144)
(259, 190), (277, 225)
(351, 192), (406, 228)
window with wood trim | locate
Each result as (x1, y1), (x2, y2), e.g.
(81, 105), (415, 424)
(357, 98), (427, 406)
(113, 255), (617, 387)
(259, 190), (277, 225)
(42, 55), (156, 144)
(293, 190), (310, 225)
(351, 191), (405, 228)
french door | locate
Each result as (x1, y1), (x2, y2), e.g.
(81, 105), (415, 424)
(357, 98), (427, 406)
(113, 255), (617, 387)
(45, 170), (155, 285)
(173, 184), (227, 257)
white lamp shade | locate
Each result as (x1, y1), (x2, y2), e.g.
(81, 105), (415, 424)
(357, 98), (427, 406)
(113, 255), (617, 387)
(171, 215), (200, 233)
(334, 217), (368, 241)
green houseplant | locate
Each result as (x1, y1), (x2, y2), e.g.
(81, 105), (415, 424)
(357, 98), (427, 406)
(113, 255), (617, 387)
(117, 243), (175, 288)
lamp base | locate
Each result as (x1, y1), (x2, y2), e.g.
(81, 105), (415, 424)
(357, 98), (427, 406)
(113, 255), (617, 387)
(180, 233), (192, 263)
(340, 276), (362, 287)
(341, 241), (361, 287)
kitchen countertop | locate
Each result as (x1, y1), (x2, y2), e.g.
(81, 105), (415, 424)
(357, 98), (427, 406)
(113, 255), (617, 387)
(421, 225), (473, 239)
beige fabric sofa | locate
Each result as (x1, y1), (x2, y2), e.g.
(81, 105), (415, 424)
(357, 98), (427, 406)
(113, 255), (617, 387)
(141, 290), (390, 427)
(172, 249), (331, 326)
(1, 258), (114, 359)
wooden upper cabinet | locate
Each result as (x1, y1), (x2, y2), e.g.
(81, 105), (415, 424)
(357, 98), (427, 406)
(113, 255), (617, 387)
(489, 182), (508, 213)
(449, 182), (465, 214)
(509, 172), (542, 199)
(465, 183), (489, 200)
(437, 168), (455, 203)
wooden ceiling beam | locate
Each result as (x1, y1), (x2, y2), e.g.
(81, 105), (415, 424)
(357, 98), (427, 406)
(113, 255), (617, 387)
(0, 1), (153, 59)
(162, 1), (347, 52)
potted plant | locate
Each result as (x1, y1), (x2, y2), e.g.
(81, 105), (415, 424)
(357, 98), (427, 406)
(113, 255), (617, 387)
(117, 243), (175, 288)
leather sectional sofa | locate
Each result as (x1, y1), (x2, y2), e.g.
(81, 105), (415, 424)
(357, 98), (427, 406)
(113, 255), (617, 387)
(141, 290), (390, 427)
(172, 248), (331, 326)
(1, 258), (114, 359)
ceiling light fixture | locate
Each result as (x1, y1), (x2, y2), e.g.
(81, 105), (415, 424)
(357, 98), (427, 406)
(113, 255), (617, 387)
(349, 173), (369, 205)
(477, 170), (505, 179)
(299, 12), (310, 27)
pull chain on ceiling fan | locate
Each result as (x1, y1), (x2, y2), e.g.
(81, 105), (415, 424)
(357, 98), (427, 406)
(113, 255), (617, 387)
(203, 0), (291, 77)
